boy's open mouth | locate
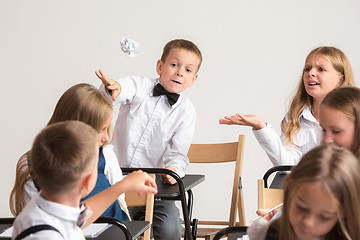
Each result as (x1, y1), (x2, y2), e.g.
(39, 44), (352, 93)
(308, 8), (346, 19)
(172, 80), (181, 85)
(309, 82), (320, 86)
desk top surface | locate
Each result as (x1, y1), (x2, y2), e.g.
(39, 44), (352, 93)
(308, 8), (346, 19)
(155, 174), (205, 198)
(0, 221), (149, 240)
(92, 221), (149, 240)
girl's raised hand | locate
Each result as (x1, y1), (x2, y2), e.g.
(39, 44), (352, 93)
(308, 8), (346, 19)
(219, 114), (266, 130)
(95, 69), (121, 101)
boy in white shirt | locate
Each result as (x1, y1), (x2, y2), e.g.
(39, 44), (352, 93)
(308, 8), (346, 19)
(96, 39), (202, 240)
(12, 121), (157, 239)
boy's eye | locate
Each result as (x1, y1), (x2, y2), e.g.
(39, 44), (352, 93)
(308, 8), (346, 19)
(186, 69), (192, 73)
(319, 67), (325, 72)
(304, 67), (311, 72)
(171, 63), (177, 67)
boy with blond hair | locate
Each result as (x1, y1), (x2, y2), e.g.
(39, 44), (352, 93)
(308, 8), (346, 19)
(12, 121), (157, 239)
(96, 39), (202, 240)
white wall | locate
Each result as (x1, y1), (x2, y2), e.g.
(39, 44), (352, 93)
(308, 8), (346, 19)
(1, 0), (360, 224)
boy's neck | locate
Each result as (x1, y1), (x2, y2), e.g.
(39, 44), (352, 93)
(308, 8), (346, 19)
(40, 190), (81, 208)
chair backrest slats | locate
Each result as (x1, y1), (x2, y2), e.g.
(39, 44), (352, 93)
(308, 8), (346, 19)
(187, 135), (246, 227)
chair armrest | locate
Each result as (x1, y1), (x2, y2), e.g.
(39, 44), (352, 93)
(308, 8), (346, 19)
(121, 168), (185, 193)
(213, 226), (248, 240)
(95, 216), (132, 240)
(263, 165), (293, 188)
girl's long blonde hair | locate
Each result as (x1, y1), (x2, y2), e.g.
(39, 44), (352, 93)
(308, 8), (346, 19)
(275, 144), (360, 240)
(281, 46), (354, 145)
(9, 83), (113, 216)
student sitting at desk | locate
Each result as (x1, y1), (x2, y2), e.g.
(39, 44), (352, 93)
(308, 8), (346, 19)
(10, 83), (137, 222)
(247, 144), (360, 240)
(12, 121), (157, 239)
(96, 39), (202, 240)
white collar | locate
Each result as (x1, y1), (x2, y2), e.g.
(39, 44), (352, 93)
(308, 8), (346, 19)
(36, 193), (80, 225)
(300, 106), (318, 123)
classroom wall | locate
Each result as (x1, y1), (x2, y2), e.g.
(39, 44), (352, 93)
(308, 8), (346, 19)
(1, 0), (360, 223)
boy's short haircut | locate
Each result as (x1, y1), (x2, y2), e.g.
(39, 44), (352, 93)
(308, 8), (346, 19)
(160, 39), (202, 72)
(30, 121), (98, 196)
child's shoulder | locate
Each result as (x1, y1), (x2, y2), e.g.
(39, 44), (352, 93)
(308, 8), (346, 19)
(178, 93), (195, 109)
(120, 75), (157, 86)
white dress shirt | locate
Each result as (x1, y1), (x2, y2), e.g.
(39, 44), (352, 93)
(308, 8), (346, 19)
(12, 193), (84, 239)
(101, 76), (196, 177)
(253, 106), (322, 166)
(247, 208), (323, 240)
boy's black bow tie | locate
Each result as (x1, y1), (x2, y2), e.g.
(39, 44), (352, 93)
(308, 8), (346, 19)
(153, 83), (179, 106)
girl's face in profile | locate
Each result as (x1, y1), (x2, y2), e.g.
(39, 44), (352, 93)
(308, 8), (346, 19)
(98, 114), (112, 148)
(288, 182), (340, 240)
(319, 105), (355, 150)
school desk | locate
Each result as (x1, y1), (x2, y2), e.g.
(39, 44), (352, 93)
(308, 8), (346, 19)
(122, 168), (205, 240)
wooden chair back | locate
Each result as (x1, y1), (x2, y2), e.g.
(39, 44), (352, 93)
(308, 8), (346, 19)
(258, 179), (284, 209)
(186, 135), (246, 240)
(258, 166), (292, 209)
(125, 174), (156, 240)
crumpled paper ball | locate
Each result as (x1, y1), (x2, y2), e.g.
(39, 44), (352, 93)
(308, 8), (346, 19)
(120, 37), (142, 57)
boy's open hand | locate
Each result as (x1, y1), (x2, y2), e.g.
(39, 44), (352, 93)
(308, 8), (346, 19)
(160, 166), (177, 185)
(219, 114), (266, 130)
(125, 170), (158, 195)
(95, 69), (121, 101)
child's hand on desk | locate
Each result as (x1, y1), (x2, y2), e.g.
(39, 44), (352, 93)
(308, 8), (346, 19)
(123, 170), (158, 195)
(95, 69), (121, 101)
(219, 114), (266, 130)
(160, 166), (177, 185)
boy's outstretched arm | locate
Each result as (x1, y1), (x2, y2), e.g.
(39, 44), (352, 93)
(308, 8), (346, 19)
(95, 69), (121, 101)
(82, 170), (157, 228)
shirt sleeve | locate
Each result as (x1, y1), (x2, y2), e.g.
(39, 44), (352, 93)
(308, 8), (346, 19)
(247, 218), (270, 240)
(162, 104), (196, 178)
(99, 76), (141, 106)
(102, 145), (130, 218)
(252, 123), (302, 166)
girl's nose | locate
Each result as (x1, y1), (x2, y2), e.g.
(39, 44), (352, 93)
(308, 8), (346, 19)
(323, 133), (334, 144)
(101, 131), (110, 144)
(309, 69), (316, 77)
(302, 214), (316, 228)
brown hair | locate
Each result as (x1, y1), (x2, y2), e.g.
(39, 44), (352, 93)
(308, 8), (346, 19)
(160, 39), (202, 72)
(9, 83), (112, 216)
(30, 121), (98, 195)
(281, 46), (354, 145)
(321, 86), (360, 159)
(275, 144), (360, 240)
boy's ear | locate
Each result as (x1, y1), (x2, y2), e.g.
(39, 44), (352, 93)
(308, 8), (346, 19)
(188, 74), (198, 87)
(81, 172), (95, 193)
(156, 60), (163, 76)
